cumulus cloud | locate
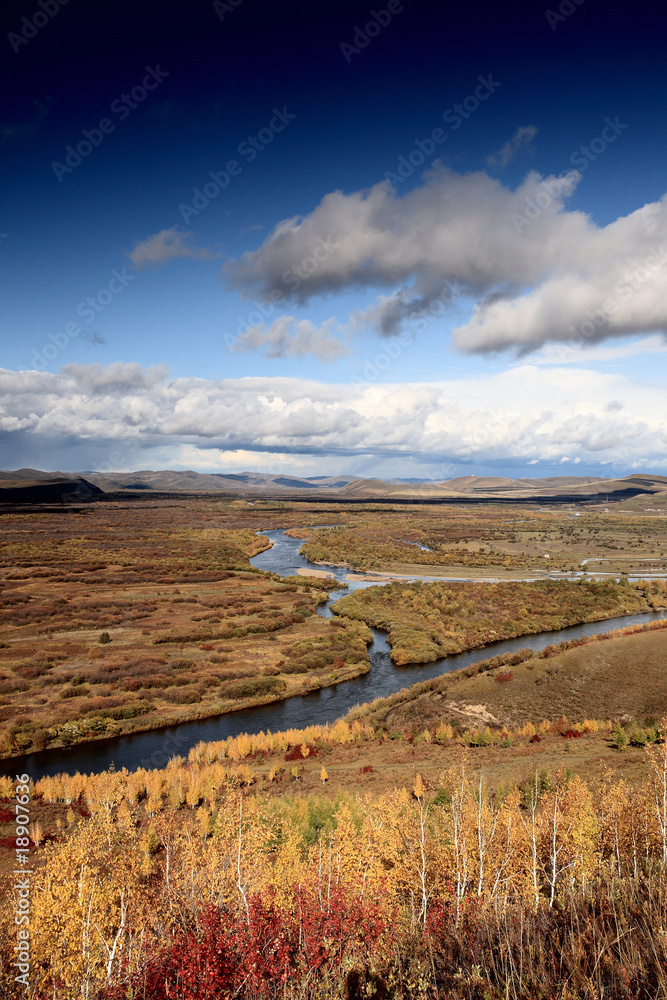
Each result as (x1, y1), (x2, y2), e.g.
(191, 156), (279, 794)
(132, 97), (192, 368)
(127, 227), (218, 269)
(487, 125), (538, 169)
(230, 316), (351, 360)
(222, 165), (667, 353)
(1, 363), (666, 473)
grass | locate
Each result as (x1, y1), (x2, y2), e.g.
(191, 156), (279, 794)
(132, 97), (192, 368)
(332, 576), (661, 664)
(0, 498), (372, 756)
(295, 505), (667, 576)
(1, 495), (666, 756)
(346, 619), (667, 739)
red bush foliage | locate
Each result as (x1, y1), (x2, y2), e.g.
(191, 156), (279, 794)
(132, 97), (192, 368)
(284, 743), (318, 761)
(495, 669), (513, 683)
(102, 886), (391, 1000)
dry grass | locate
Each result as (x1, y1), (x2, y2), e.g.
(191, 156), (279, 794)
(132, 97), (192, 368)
(377, 626), (667, 734)
(0, 498), (370, 755)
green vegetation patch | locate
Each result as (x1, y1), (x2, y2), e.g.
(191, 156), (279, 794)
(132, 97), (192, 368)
(333, 578), (652, 664)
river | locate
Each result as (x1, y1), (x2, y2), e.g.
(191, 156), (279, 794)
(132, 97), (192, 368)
(5, 529), (666, 780)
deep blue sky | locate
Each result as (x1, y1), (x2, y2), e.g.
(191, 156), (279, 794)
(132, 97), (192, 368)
(1, 0), (666, 478)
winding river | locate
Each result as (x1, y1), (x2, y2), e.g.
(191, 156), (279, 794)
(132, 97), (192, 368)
(5, 528), (667, 780)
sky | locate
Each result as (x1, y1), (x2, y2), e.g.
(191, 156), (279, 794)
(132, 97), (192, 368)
(1, 0), (666, 480)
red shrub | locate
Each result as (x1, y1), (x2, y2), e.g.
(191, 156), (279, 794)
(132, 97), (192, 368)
(102, 886), (391, 1000)
(495, 669), (513, 683)
(284, 743), (318, 761)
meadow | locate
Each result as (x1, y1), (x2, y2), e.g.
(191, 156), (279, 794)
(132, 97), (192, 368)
(0, 497), (371, 756)
(295, 503), (667, 576)
(1, 495), (666, 756)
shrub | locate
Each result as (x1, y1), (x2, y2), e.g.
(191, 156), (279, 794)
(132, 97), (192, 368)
(0, 679), (29, 694)
(612, 722), (629, 751)
(169, 658), (193, 670)
(495, 669), (513, 683)
(284, 743), (318, 762)
(220, 676), (286, 700)
(60, 685), (90, 699)
(99, 632), (111, 644)
(162, 686), (202, 704)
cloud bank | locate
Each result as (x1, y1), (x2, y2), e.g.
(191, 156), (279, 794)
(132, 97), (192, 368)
(1, 363), (666, 474)
(222, 166), (667, 353)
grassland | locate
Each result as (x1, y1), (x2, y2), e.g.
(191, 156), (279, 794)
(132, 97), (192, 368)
(1, 494), (666, 758)
(296, 504), (667, 576)
(347, 618), (667, 737)
(0, 497), (372, 756)
(332, 576), (665, 663)
(1, 491), (667, 998)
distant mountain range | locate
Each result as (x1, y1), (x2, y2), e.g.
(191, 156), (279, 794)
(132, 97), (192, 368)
(1, 468), (667, 504)
(337, 473), (667, 500)
(0, 470), (104, 504)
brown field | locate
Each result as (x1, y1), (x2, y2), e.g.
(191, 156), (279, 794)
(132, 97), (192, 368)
(0, 497), (372, 756)
(296, 504), (667, 576)
(357, 624), (667, 733)
(1, 493), (666, 758)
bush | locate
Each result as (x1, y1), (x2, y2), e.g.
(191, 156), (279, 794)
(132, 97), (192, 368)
(60, 685), (90, 699)
(612, 722), (629, 751)
(99, 632), (111, 644)
(220, 676), (286, 700)
(162, 686), (202, 704)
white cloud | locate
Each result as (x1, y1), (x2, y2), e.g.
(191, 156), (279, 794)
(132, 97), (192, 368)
(222, 165), (667, 353)
(1, 363), (666, 474)
(487, 125), (538, 169)
(229, 316), (351, 360)
(127, 227), (217, 269)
